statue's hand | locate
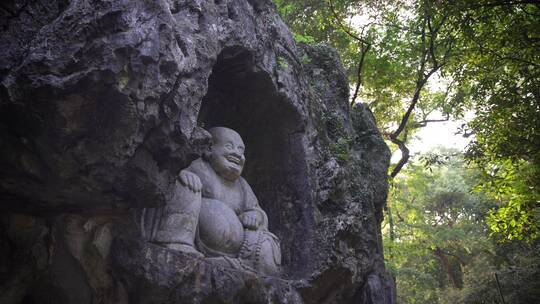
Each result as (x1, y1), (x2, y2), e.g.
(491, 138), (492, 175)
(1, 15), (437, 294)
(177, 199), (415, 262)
(239, 211), (261, 230)
(179, 170), (202, 193)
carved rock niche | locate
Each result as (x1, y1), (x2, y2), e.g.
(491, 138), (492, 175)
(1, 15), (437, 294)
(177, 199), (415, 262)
(197, 46), (313, 277)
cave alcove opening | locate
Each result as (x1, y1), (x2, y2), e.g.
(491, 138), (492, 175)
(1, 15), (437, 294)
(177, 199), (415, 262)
(197, 46), (312, 276)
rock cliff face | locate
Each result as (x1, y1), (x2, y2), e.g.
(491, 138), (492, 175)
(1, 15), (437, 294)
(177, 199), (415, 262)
(0, 0), (395, 303)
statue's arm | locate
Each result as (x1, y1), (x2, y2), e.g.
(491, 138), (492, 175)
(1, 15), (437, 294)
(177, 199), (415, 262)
(179, 169), (202, 192)
(241, 178), (269, 230)
(178, 158), (207, 193)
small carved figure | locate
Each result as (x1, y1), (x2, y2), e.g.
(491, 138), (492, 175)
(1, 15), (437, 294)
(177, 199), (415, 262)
(141, 127), (281, 275)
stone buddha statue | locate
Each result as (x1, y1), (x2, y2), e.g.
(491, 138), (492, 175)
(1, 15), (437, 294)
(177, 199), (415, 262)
(140, 127), (281, 275)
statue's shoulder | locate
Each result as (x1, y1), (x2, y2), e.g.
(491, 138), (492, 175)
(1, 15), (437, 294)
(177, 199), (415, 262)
(186, 158), (209, 175)
(238, 176), (257, 202)
(186, 158), (219, 197)
(238, 176), (250, 189)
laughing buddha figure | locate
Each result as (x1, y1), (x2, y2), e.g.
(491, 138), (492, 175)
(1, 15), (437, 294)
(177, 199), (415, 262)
(147, 127), (281, 275)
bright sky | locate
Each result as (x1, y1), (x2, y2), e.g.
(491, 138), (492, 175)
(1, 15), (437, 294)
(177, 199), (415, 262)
(408, 73), (473, 156)
(411, 118), (471, 152)
(391, 113), (474, 163)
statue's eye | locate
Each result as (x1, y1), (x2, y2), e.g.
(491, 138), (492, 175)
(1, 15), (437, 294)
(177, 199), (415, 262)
(238, 146), (245, 153)
(225, 143), (233, 149)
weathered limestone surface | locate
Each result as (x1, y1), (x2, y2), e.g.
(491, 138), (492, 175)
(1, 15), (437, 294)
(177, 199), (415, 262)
(0, 0), (394, 303)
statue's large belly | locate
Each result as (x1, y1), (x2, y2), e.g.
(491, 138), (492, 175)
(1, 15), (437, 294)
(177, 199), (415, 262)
(198, 199), (244, 255)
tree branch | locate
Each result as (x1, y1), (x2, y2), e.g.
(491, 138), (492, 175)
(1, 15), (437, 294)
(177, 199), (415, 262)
(468, 1), (540, 10)
(328, 0), (372, 107)
(412, 114), (450, 128)
(350, 44), (371, 106)
(385, 75), (439, 178)
(432, 246), (462, 288)
(328, 0), (370, 44)
(386, 3), (450, 178)
(426, 11), (449, 69)
(386, 135), (410, 178)
(391, 66), (438, 140)
(470, 37), (540, 67)
(426, 6), (440, 68)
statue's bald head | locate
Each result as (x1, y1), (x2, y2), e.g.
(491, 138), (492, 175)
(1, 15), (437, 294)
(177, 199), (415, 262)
(208, 127), (242, 143)
(205, 127), (246, 181)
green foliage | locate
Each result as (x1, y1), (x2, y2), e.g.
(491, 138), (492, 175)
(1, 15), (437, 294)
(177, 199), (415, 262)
(300, 55), (312, 65)
(293, 33), (315, 44)
(384, 151), (540, 304)
(442, 2), (540, 244)
(487, 199), (539, 243)
(443, 242), (540, 304)
(331, 136), (352, 164)
(473, 160), (540, 243)
(446, 1), (540, 160)
(321, 111), (352, 164)
(277, 56), (289, 70)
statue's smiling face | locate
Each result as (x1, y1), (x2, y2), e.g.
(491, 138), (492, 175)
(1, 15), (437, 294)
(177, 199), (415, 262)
(208, 127), (246, 181)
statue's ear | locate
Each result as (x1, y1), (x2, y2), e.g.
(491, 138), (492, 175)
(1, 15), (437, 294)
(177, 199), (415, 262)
(202, 138), (214, 160)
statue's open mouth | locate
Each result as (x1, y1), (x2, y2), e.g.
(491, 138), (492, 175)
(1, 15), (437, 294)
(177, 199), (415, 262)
(226, 156), (242, 165)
